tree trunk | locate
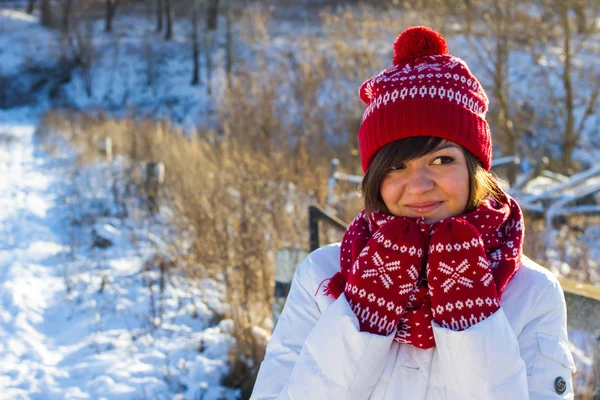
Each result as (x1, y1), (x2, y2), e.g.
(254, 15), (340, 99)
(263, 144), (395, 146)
(61, 0), (73, 33)
(207, 0), (219, 31)
(225, 0), (232, 89)
(41, 0), (53, 27)
(572, 1), (587, 34)
(156, 0), (163, 32)
(204, 20), (213, 97)
(105, 0), (119, 33)
(490, 0), (517, 183)
(559, 2), (576, 171)
(26, 0), (36, 14)
(462, 0), (472, 35)
(164, 0), (173, 40)
(191, 0), (200, 85)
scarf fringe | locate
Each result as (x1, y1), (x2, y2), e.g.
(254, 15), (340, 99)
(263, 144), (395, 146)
(317, 272), (345, 299)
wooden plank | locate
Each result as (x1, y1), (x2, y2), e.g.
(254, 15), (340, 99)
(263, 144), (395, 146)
(564, 291), (600, 334)
(561, 277), (600, 333)
(559, 277), (600, 302)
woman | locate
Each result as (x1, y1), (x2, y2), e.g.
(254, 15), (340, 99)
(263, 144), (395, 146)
(251, 26), (576, 399)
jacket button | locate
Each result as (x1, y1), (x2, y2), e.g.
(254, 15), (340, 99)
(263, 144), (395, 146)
(554, 377), (566, 394)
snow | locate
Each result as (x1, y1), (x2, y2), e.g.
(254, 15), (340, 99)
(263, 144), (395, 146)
(0, 107), (239, 399)
(0, 9), (52, 76)
(0, 2), (598, 398)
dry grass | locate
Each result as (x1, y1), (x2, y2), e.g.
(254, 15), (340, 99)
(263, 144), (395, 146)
(36, 6), (387, 392)
(39, 4), (379, 392)
(36, 1), (600, 397)
(40, 106), (321, 397)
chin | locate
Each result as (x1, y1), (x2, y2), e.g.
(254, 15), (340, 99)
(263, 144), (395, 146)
(417, 211), (456, 224)
(423, 214), (448, 223)
(390, 206), (459, 222)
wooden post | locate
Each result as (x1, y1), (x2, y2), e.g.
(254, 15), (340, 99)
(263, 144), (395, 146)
(309, 206), (320, 253)
(327, 158), (339, 207)
(145, 162), (165, 214)
(99, 137), (112, 162)
(273, 248), (307, 329)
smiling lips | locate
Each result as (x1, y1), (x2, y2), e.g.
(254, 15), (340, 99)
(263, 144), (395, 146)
(405, 201), (443, 214)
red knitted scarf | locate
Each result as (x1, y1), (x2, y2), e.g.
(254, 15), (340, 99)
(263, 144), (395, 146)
(323, 196), (524, 347)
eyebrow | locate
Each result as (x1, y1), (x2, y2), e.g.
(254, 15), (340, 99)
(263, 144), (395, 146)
(432, 142), (460, 152)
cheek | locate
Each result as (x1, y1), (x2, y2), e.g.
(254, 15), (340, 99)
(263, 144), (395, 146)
(449, 168), (470, 209)
(379, 176), (404, 204)
(458, 180), (470, 207)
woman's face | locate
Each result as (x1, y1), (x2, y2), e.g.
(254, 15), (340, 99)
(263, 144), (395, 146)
(379, 140), (470, 223)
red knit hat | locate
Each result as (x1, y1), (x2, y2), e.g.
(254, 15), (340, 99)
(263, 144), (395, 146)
(358, 26), (491, 173)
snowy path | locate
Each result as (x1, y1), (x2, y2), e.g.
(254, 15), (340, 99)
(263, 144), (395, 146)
(0, 109), (238, 400)
(0, 110), (72, 398)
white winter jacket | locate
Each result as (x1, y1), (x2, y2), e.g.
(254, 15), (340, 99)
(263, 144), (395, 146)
(251, 243), (577, 400)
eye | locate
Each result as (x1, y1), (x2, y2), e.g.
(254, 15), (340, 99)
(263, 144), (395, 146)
(388, 163), (406, 171)
(431, 156), (454, 165)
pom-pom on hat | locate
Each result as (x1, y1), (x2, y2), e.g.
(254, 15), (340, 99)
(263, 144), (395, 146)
(358, 26), (491, 173)
(392, 26), (448, 64)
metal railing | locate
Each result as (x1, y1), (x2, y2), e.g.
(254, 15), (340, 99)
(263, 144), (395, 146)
(308, 205), (348, 252)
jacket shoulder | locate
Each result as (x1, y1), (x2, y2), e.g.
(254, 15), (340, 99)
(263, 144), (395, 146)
(510, 255), (563, 295)
(501, 255), (567, 332)
(294, 243), (342, 309)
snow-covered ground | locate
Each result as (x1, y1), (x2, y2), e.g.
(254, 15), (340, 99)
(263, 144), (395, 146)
(0, 106), (594, 397)
(0, 3), (598, 398)
(0, 107), (239, 399)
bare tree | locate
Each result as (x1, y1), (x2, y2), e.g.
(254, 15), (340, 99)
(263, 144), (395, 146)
(525, 0), (600, 172)
(191, 0), (201, 85)
(462, 0), (473, 34)
(105, 0), (121, 33)
(464, 0), (521, 183)
(570, 0), (597, 34)
(41, 0), (53, 27)
(225, 0), (232, 89)
(164, 0), (173, 40)
(202, 0), (219, 95)
(204, 16), (213, 97)
(60, 0), (73, 33)
(553, 0), (600, 170)
(207, 0), (219, 30)
(156, 0), (163, 32)
(558, 1), (576, 169)
(26, 0), (36, 14)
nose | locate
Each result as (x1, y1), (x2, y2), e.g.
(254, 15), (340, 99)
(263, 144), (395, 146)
(405, 167), (435, 195)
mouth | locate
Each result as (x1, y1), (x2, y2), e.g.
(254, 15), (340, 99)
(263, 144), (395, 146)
(405, 201), (443, 214)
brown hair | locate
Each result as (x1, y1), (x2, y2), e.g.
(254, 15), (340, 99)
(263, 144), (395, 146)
(360, 137), (506, 215)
